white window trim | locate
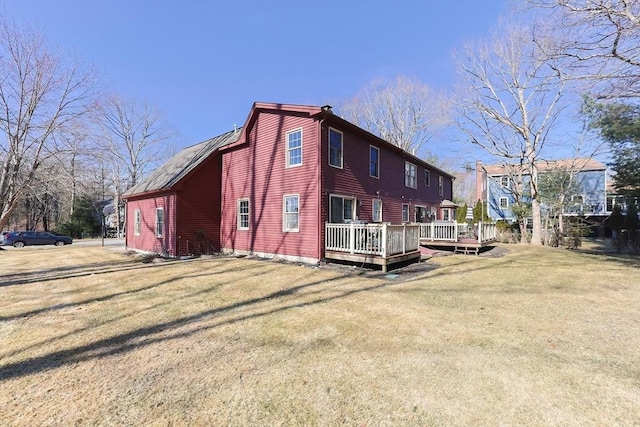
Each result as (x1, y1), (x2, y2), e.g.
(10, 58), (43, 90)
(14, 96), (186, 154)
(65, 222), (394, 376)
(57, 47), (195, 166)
(571, 194), (585, 203)
(499, 197), (509, 209)
(369, 145), (380, 178)
(238, 198), (250, 230)
(372, 198), (382, 222)
(424, 169), (430, 187)
(501, 176), (510, 188)
(414, 204), (426, 223)
(155, 207), (164, 238)
(329, 194), (357, 223)
(443, 208), (451, 221)
(405, 161), (417, 189)
(328, 127), (343, 169)
(285, 128), (303, 168)
(438, 176), (444, 196)
(283, 194), (300, 232)
(402, 203), (410, 223)
(134, 209), (141, 236)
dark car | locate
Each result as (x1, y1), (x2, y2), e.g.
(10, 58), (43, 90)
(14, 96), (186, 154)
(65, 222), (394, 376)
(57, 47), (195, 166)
(1, 231), (73, 248)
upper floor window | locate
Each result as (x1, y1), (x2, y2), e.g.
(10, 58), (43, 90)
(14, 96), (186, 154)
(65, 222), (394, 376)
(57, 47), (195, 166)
(283, 195), (299, 232)
(438, 176), (444, 196)
(329, 128), (343, 168)
(286, 129), (302, 167)
(134, 209), (141, 236)
(501, 176), (510, 187)
(499, 197), (508, 209)
(238, 198), (250, 230)
(370, 146), (380, 178)
(155, 208), (164, 238)
(405, 162), (417, 188)
(424, 169), (430, 186)
(372, 199), (382, 222)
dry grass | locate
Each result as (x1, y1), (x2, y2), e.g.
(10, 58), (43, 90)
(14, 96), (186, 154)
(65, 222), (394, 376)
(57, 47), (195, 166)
(1, 243), (639, 426)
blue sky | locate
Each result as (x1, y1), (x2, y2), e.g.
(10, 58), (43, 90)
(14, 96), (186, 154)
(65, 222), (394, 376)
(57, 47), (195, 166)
(3, 0), (509, 164)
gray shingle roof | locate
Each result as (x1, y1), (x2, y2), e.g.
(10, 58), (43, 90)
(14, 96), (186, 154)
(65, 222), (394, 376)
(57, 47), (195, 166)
(123, 128), (241, 197)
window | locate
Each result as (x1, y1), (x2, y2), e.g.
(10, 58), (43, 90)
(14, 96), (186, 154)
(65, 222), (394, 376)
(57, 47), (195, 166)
(155, 208), (164, 237)
(443, 208), (450, 221)
(571, 194), (584, 204)
(499, 197), (508, 209)
(438, 176), (444, 196)
(286, 129), (302, 167)
(329, 128), (343, 168)
(402, 203), (410, 222)
(134, 209), (141, 236)
(424, 169), (430, 186)
(372, 199), (382, 222)
(238, 199), (249, 230)
(405, 162), (417, 188)
(369, 146), (380, 178)
(501, 176), (510, 187)
(283, 195), (299, 232)
(329, 195), (355, 223)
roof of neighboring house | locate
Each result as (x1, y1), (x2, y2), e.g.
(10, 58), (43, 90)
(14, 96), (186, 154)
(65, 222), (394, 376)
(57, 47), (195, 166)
(123, 128), (241, 198)
(482, 158), (606, 176)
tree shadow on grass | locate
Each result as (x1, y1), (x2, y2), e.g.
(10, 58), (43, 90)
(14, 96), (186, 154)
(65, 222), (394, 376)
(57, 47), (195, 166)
(0, 257), (270, 322)
(0, 257), (185, 288)
(0, 269), (393, 381)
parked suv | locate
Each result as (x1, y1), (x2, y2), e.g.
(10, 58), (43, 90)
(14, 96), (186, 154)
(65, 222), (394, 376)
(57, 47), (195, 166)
(1, 231), (73, 248)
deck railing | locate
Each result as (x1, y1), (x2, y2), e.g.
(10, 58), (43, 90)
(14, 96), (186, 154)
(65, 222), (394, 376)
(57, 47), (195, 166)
(325, 223), (420, 257)
(417, 221), (497, 243)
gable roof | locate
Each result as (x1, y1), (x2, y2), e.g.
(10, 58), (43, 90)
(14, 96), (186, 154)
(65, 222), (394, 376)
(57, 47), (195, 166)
(483, 158), (606, 176)
(123, 128), (241, 198)
(223, 101), (455, 180)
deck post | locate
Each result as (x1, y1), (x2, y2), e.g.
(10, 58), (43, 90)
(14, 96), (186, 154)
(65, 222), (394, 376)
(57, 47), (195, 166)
(402, 224), (406, 254)
(349, 222), (355, 254)
(478, 221), (482, 243)
(381, 223), (387, 257)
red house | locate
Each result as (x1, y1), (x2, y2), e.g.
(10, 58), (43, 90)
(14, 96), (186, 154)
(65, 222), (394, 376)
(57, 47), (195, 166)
(123, 102), (455, 268)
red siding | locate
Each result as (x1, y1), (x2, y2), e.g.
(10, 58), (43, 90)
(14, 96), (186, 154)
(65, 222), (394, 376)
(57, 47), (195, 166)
(125, 193), (177, 255)
(319, 120), (454, 258)
(322, 120), (453, 221)
(175, 154), (223, 255)
(220, 110), (321, 261)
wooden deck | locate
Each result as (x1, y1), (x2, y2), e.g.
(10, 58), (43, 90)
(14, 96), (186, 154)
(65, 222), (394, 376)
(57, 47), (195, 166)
(324, 222), (497, 270)
(325, 223), (420, 272)
(417, 221), (496, 255)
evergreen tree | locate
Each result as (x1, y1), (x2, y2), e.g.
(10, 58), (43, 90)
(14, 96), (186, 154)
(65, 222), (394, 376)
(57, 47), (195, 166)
(589, 102), (640, 198)
(456, 202), (468, 223)
(472, 200), (491, 223)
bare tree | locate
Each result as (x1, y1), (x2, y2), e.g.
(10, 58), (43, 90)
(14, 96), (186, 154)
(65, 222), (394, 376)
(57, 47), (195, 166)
(453, 21), (567, 245)
(99, 95), (173, 188)
(0, 17), (97, 230)
(337, 76), (449, 161)
(528, 0), (640, 99)
(97, 95), (174, 236)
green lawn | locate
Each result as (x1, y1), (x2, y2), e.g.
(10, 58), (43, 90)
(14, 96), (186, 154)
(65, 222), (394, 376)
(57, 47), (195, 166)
(1, 243), (638, 425)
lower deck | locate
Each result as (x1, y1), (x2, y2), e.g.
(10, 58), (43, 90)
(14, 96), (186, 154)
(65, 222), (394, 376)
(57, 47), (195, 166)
(422, 238), (494, 255)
